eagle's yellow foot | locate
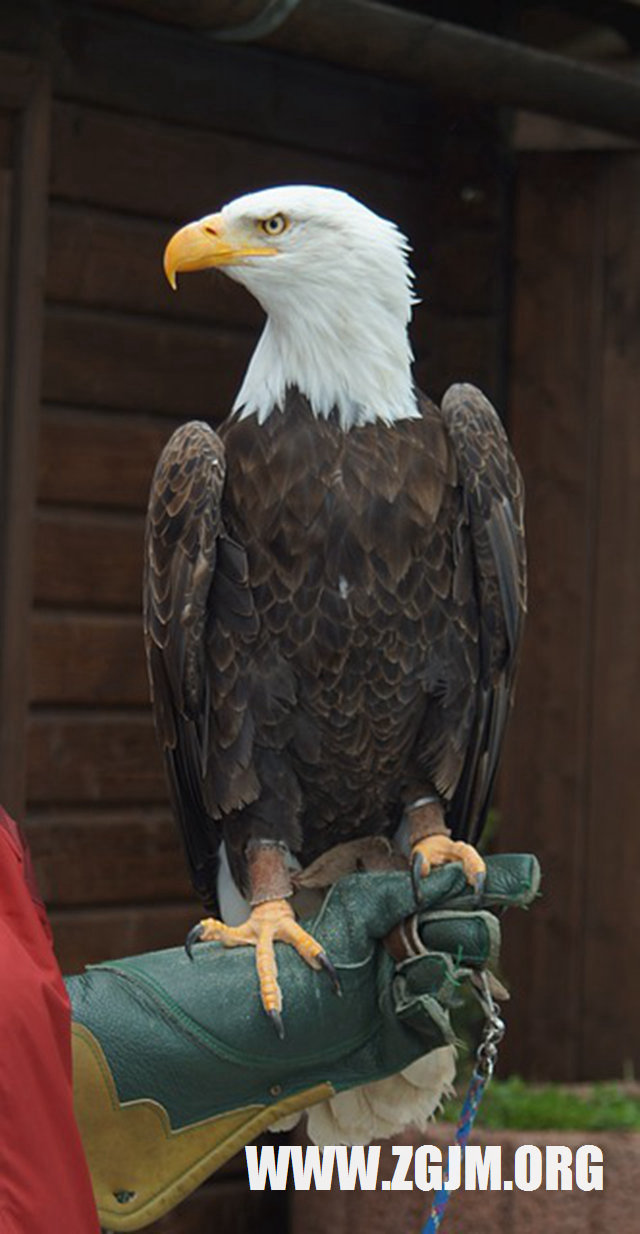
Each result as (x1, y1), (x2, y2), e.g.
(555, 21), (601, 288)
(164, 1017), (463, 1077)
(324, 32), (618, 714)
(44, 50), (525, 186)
(411, 834), (487, 903)
(185, 899), (340, 1038)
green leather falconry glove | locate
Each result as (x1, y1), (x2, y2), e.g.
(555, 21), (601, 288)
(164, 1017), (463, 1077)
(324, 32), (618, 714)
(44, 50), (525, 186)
(67, 853), (540, 1231)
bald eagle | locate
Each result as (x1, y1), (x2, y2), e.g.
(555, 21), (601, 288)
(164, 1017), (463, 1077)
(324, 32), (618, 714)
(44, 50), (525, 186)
(144, 186), (526, 1034)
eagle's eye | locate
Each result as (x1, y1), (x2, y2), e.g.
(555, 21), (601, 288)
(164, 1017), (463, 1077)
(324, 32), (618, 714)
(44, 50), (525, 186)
(260, 213), (288, 237)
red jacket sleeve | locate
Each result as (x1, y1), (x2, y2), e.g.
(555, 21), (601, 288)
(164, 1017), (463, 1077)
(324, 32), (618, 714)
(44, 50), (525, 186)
(0, 808), (100, 1233)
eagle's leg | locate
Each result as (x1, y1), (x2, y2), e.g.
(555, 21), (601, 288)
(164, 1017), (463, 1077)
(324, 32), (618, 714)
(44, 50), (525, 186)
(408, 797), (486, 900)
(185, 841), (339, 1037)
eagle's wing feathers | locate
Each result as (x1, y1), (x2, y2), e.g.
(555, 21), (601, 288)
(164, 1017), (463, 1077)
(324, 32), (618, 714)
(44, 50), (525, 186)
(439, 382), (526, 843)
(143, 420), (259, 905)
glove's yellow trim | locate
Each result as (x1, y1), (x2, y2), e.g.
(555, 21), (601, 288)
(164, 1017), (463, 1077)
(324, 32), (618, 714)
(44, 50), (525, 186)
(72, 1023), (333, 1231)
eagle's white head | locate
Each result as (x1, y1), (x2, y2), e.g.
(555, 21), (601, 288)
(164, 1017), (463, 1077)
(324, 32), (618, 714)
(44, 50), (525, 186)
(164, 185), (419, 429)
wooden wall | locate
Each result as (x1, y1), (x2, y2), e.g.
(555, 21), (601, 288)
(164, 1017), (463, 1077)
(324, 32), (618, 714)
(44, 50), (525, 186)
(11, 0), (638, 1103)
(0, 12), (508, 1229)
(6, 3), (638, 1228)
(499, 151), (640, 1082)
(0, 5), (507, 977)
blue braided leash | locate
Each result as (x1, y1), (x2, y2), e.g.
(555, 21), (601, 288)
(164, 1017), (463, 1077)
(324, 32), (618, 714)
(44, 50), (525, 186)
(421, 973), (505, 1234)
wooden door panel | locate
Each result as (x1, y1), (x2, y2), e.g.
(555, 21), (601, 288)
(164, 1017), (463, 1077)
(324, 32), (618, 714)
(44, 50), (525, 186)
(501, 151), (640, 1080)
(583, 155), (640, 1078)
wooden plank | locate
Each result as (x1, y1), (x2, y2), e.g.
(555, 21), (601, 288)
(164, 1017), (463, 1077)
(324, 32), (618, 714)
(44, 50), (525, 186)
(42, 305), (249, 418)
(50, 6), (431, 174)
(29, 612), (148, 705)
(582, 154), (640, 1080)
(50, 902), (196, 973)
(513, 109), (639, 152)
(497, 154), (605, 1081)
(33, 510), (144, 611)
(414, 315), (499, 405)
(37, 408), (178, 510)
(0, 167), (12, 467)
(0, 51), (46, 111)
(0, 60), (50, 818)
(26, 711), (166, 805)
(428, 230), (502, 317)
(49, 101), (429, 242)
(429, 132), (503, 231)
(46, 204), (263, 329)
(25, 809), (190, 906)
(0, 110), (13, 167)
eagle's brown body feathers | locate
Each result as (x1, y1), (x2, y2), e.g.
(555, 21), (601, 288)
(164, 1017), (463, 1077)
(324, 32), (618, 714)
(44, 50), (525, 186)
(144, 384), (526, 910)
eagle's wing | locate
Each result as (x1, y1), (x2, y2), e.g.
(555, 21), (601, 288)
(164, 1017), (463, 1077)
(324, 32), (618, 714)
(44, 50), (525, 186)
(143, 420), (259, 906)
(439, 382), (526, 844)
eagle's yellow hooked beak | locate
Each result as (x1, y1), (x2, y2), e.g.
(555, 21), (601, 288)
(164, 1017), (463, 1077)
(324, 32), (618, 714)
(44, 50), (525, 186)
(163, 213), (276, 289)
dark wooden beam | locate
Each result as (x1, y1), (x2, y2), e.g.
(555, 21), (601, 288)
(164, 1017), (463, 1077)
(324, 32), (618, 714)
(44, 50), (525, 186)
(0, 54), (50, 819)
(512, 109), (640, 151)
(93, 0), (640, 141)
(1, 2), (436, 175)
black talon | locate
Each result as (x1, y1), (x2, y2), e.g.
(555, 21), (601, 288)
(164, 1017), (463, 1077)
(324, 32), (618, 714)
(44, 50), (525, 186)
(185, 923), (205, 961)
(268, 1009), (285, 1040)
(411, 851), (425, 904)
(318, 951), (342, 997)
(472, 870), (486, 906)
